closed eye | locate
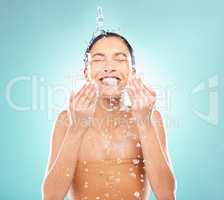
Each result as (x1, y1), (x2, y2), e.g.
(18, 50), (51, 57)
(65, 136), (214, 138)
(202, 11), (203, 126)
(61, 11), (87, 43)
(114, 58), (127, 62)
(92, 57), (105, 62)
(114, 54), (128, 62)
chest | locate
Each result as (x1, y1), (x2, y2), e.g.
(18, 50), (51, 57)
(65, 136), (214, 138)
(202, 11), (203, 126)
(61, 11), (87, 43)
(78, 123), (143, 161)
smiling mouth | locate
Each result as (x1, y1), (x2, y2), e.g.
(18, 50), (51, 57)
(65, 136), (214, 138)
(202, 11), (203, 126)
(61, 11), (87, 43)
(99, 76), (121, 86)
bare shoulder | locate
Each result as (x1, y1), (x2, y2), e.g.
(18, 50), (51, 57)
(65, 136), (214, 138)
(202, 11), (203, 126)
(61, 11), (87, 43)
(51, 110), (70, 140)
(46, 110), (70, 172)
(55, 110), (70, 129)
(151, 109), (164, 128)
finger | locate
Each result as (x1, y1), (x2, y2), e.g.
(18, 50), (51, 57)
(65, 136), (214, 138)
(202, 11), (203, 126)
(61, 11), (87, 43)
(70, 82), (89, 104)
(78, 83), (95, 105)
(126, 86), (137, 107)
(136, 78), (155, 100)
(79, 81), (98, 107)
(139, 84), (156, 109)
(84, 87), (97, 106)
(87, 92), (97, 109)
(138, 78), (156, 97)
(70, 83), (91, 111)
(140, 85), (156, 110)
(135, 78), (150, 97)
(135, 78), (154, 108)
(131, 80), (140, 98)
(133, 78), (143, 97)
(76, 82), (92, 103)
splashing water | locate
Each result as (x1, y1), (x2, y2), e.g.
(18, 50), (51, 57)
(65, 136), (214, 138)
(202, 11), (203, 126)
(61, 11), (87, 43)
(96, 6), (104, 33)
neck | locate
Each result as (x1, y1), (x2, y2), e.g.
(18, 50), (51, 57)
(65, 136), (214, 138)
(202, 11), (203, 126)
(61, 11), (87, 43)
(94, 94), (122, 118)
(92, 94), (124, 130)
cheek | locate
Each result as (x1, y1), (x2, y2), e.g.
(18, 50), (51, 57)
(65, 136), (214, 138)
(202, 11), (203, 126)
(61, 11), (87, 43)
(122, 65), (129, 74)
(121, 66), (131, 83)
(87, 66), (101, 80)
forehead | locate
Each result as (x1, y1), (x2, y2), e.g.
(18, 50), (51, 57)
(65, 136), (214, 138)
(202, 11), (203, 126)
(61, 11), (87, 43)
(90, 36), (130, 54)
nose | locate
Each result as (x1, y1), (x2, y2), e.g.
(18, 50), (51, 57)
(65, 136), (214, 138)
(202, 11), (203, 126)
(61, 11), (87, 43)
(103, 62), (116, 73)
(102, 58), (117, 73)
(103, 68), (116, 73)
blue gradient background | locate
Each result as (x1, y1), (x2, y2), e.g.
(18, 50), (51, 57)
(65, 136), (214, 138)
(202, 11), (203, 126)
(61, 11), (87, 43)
(0, 0), (223, 199)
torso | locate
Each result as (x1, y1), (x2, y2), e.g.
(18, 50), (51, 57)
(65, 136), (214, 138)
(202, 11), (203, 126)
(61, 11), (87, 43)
(67, 111), (151, 200)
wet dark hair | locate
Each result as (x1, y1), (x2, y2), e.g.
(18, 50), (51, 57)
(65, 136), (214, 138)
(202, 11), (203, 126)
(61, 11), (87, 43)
(84, 31), (135, 66)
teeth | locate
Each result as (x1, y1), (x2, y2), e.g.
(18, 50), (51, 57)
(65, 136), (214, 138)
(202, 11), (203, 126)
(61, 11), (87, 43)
(102, 77), (118, 86)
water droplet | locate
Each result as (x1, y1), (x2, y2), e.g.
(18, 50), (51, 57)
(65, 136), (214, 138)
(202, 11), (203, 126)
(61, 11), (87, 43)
(116, 158), (122, 164)
(140, 174), (144, 178)
(96, 196), (100, 200)
(129, 117), (135, 124)
(133, 191), (140, 198)
(83, 160), (87, 165)
(136, 142), (141, 147)
(105, 181), (109, 186)
(129, 172), (136, 178)
(140, 179), (144, 182)
(132, 159), (140, 165)
(142, 135), (147, 139)
(84, 168), (89, 172)
(84, 181), (88, 188)
(66, 173), (70, 177)
(104, 193), (110, 198)
(129, 167), (133, 171)
(115, 177), (120, 182)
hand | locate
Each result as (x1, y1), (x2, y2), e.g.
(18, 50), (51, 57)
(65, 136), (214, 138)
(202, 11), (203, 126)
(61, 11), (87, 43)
(126, 75), (156, 123)
(68, 80), (98, 127)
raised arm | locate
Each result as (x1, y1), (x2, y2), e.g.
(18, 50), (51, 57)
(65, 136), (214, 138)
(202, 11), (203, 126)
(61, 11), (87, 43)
(41, 81), (98, 200)
(126, 75), (177, 200)
(138, 110), (177, 200)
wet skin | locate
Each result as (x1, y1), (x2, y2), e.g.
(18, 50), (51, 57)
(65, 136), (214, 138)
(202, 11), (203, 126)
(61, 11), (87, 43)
(67, 110), (151, 200)
(42, 36), (176, 200)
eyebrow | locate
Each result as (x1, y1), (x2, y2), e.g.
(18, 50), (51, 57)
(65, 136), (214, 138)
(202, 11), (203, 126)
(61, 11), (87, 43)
(92, 53), (105, 58)
(92, 52), (128, 59)
(114, 52), (128, 57)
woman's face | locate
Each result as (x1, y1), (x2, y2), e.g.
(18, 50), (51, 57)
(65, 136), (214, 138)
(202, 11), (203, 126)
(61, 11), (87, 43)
(85, 36), (134, 97)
